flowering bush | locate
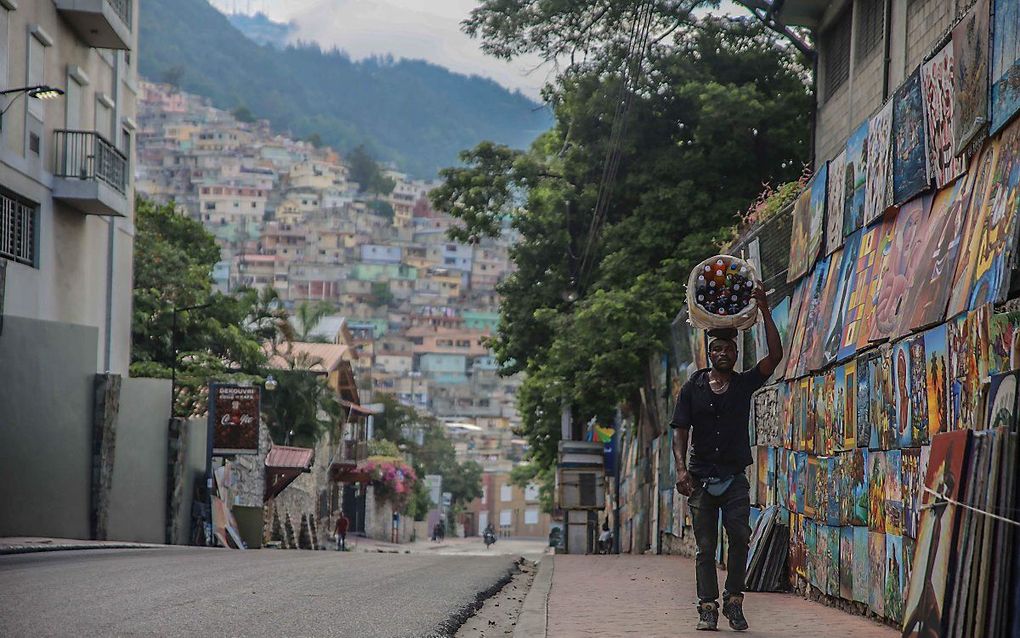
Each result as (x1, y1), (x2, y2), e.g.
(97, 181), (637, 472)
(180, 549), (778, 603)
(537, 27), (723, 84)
(362, 455), (418, 509)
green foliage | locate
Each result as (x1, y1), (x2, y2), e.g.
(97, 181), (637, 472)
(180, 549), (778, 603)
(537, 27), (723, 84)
(139, 0), (550, 177)
(404, 479), (432, 521)
(369, 282), (395, 308)
(434, 17), (811, 470)
(232, 105), (256, 123)
(367, 439), (402, 458)
(260, 364), (340, 446)
(291, 300), (334, 341)
(510, 463), (556, 514)
(348, 145), (396, 195)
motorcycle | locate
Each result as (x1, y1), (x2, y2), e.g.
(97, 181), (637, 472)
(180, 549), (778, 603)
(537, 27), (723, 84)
(483, 531), (497, 548)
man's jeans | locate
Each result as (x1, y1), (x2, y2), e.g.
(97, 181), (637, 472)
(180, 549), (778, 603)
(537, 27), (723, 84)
(689, 473), (752, 602)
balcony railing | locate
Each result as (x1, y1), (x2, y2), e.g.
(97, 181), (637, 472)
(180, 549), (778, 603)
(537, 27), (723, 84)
(54, 130), (128, 194)
(341, 439), (368, 463)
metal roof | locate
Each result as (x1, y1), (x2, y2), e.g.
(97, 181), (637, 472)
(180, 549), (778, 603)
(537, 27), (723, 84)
(265, 445), (314, 470)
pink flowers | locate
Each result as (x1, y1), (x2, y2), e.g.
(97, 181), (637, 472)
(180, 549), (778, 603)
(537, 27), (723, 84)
(364, 456), (417, 505)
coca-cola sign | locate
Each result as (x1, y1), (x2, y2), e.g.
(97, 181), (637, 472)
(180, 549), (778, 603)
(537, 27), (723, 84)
(211, 384), (261, 455)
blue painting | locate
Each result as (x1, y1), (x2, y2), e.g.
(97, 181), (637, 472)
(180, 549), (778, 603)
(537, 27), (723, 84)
(990, 0), (1020, 134)
(893, 69), (929, 204)
(844, 121), (868, 235)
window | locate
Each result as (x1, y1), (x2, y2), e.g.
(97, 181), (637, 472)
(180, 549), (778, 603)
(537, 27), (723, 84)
(524, 483), (540, 502)
(856, 0), (884, 62)
(821, 8), (852, 99)
(499, 510), (512, 526)
(525, 508), (539, 525)
(1, 190), (37, 267)
(500, 484), (512, 502)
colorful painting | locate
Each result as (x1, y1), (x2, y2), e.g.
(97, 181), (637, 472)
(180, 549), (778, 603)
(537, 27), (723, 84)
(948, 141), (1001, 317)
(885, 450), (904, 536)
(840, 526), (854, 601)
(826, 456), (841, 526)
(766, 446), (776, 506)
(902, 430), (970, 637)
(893, 341), (913, 448)
(901, 448), (923, 540)
(846, 449), (867, 527)
(844, 121), (869, 235)
(872, 347), (898, 450)
(808, 248), (847, 372)
(986, 371), (1018, 430)
(924, 324), (950, 438)
(988, 310), (1020, 374)
(903, 177), (972, 333)
(952, 0), (991, 154)
(826, 525), (841, 596)
(838, 227), (876, 360)
(804, 518), (818, 588)
(780, 282), (808, 378)
(921, 43), (967, 188)
(852, 526), (870, 604)
(990, 0), (1020, 133)
(821, 231), (862, 366)
(788, 173), (825, 283)
(843, 359), (857, 449)
(869, 530), (886, 616)
(858, 213), (899, 349)
(786, 449), (799, 512)
(753, 385), (782, 447)
(886, 533), (905, 624)
(893, 69), (929, 204)
(792, 259), (832, 378)
(827, 151), (847, 254)
(790, 513), (806, 581)
(868, 450), (886, 533)
(908, 335), (929, 445)
(756, 445), (770, 506)
(871, 195), (933, 341)
(865, 101), (894, 225)
(795, 451), (807, 514)
(805, 454), (819, 519)
(832, 366), (848, 451)
(776, 447), (789, 511)
(968, 119), (1020, 309)
(856, 352), (873, 448)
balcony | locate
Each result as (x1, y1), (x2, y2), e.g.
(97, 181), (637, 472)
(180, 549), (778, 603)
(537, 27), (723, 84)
(54, 0), (132, 50)
(327, 439), (369, 483)
(53, 130), (129, 217)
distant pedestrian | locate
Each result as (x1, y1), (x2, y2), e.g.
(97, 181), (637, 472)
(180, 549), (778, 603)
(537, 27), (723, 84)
(334, 513), (350, 551)
(597, 521), (612, 554)
(671, 284), (782, 631)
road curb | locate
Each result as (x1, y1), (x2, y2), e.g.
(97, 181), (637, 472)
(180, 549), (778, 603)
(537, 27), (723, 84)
(514, 555), (553, 638)
(0, 541), (161, 555)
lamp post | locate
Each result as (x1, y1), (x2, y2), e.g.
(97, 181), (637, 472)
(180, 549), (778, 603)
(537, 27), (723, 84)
(0, 85), (63, 130)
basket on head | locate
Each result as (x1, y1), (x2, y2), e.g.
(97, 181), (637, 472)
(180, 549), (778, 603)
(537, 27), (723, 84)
(686, 254), (760, 331)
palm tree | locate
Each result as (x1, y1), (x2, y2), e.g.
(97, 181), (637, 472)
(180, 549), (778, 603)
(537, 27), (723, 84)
(291, 300), (335, 342)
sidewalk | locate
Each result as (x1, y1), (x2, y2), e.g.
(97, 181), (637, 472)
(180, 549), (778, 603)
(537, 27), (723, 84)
(546, 554), (897, 638)
(0, 537), (162, 555)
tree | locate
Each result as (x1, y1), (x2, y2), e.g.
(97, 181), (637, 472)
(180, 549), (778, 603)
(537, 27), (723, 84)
(290, 300), (334, 341)
(232, 105), (256, 123)
(369, 282), (394, 308)
(433, 17), (811, 471)
(259, 360), (341, 446)
(347, 145), (396, 195)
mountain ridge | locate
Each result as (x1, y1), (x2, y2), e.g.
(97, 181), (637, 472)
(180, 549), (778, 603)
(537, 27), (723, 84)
(139, 0), (551, 177)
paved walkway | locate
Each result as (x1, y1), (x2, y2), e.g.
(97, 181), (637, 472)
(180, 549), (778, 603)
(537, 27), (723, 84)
(547, 554), (897, 638)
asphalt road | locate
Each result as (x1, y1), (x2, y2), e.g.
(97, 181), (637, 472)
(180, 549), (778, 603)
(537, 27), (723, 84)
(0, 547), (519, 637)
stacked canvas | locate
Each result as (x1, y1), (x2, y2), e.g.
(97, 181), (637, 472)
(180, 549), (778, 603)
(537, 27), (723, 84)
(745, 505), (789, 592)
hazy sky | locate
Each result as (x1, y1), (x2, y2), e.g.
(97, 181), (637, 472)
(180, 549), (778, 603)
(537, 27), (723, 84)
(211, 0), (744, 99)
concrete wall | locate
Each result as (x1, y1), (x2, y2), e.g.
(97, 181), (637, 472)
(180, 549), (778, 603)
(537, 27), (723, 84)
(0, 316), (96, 538)
(177, 417), (209, 545)
(106, 377), (172, 543)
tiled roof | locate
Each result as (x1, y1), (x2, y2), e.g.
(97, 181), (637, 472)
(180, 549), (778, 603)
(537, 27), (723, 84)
(263, 341), (351, 372)
(265, 445), (314, 470)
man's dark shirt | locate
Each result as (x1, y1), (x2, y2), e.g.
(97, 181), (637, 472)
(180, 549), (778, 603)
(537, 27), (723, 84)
(670, 365), (766, 479)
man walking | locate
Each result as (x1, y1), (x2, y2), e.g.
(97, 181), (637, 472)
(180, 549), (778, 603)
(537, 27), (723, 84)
(670, 285), (783, 631)
(335, 512), (350, 551)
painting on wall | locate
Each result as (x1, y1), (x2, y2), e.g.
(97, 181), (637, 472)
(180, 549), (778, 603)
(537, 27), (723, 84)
(872, 347), (898, 450)
(844, 121), (869, 235)
(827, 151), (847, 254)
(788, 172), (825, 283)
(901, 447), (923, 540)
(885, 533), (906, 624)
(792, 259), (832, 377)
(893, 69), (929, 205)
(921, 42), (966, 188)
(948, 141), (1001, 318)
(821, 231), (862, 367)
(858, 213), (899, 350)
(988, 310), (1020, 374)
(868, 450), (886, 533)
(865, 101), (894, 226)
(869, 530), (886, 617)
(838, 227), (878, 360)
(871, 195), (933, 341)
(902, 430), (970, 637)
(844, 359), (857, 449)
(885, 449), (904, 536)
(826, 456), (841, 526)
(826, 525), (841, 596)
(903, 177), (972, 333)
(989, 0), (1020, 134)
(756, 446), (770, 507)
(925, 324), (950, 440)
(952, 0), (991, 154)
(908, 335), (930, 446)
(893, 340), (912, 448)
(852, 526), (870, 604)
(753, 386), (782, 447)
(833, 366), (848, 452)
(985, 371), (1018, 430)
(804, 519), (818, 588)
(789, 513), (806, 581)
(840, 526), (854, 601)
(850, 448), (869, 526)
(805, 454), (819, 519)
(856, 352), (872, 448)
(794, 451), (807, 514)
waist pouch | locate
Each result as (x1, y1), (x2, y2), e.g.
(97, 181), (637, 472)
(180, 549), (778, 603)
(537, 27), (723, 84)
(702, 474), (738, 496)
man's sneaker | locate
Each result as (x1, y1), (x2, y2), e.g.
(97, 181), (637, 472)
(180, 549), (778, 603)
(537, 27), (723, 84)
(696, 600), (719, 631)
(722, 593), (749, 631)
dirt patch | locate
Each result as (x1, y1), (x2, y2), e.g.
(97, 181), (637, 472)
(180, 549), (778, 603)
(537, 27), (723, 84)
(454, 560), (537, 638)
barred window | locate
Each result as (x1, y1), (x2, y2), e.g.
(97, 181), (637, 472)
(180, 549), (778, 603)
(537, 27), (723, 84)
(1, 190), (37, 267)
(822, 8), (853, 99)
(856, 0), (884, 62)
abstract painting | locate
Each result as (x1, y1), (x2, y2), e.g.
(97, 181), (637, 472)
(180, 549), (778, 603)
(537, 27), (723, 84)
(921, 42), (967, 188)
(843, 359), (857, 449)
(968, 119), (1020, 310)
(844, 121), (869, 235)
(985, 371), (1018, 430)
(886, 533), (905, 623)
(753, 385), (782, 447)
(839, 228), (875, 361)
(930, 322), (950, 436)
(865, 101), (894, 225)
(952, 0), (990, 154)
(869, 530), (886, 616)
(902, 430), (971, 637)
(788, 172), (825, 283)
(948, 141), (1001, 318)
(988, 310), (1020, 374)
(868, 450), (886, 533)
(885, 450), (904, 536)
(902, 447), (923, 540)
(850, 448), (869, 526)
(893, 69), (929, 204)
(821, 231), (862, 366)
(827, 150), (847, 254)
(858, 213), (899, 349)
(903, 177), (972, 333)
(871, 195), (933, 341)
(853, 526), (870, 604)
(990, 0), (1020, 133)
(909, 334), (931, 445)
(840, 526), (854, 601)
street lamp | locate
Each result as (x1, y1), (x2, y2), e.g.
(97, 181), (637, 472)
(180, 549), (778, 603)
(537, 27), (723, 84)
(0, 85), (64, 130)
(265, 374), (278, 391)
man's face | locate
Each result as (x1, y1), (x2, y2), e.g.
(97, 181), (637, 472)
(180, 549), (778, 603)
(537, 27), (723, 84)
(709, 339), (737, 372)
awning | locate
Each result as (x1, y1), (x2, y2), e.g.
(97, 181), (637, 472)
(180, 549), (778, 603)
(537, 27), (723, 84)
(263, 445), (314, 502)
(341, 400), (377, 416)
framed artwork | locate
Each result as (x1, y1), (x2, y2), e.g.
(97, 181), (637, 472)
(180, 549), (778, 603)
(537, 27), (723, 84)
(952, 0), (990, 154)
(948, 141), (1000, 318)
(844, 121), (869, 235)
(885, 449), (904, 536)
(901, 447), (923, 540)
(989, 0), (1020, 133)
(852, 526), (871, 604)
(787, 171), (826, 283)
(867, 450), (887, 533)
(865, 101), (894, 225)
(871, 195), (933, 341)
(850, 448), (869, 527)
(886, 533), (906, 623)
(826, 151), (847, 255)
(893, 69), (930, 205)
(869, 530), (887, 616)
(924, 323), (951, 438)
(988, 310), (1020, 375)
